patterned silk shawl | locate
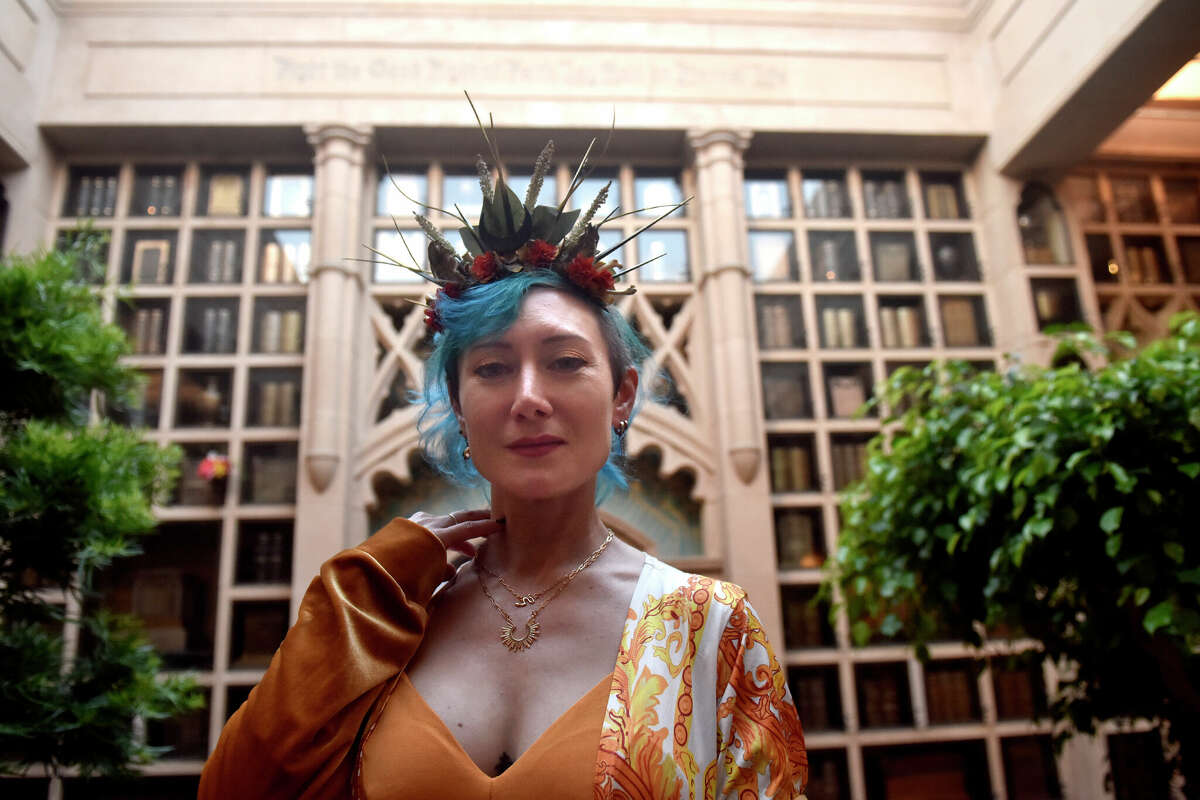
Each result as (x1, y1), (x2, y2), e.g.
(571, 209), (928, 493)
(595, 554), (809, 800)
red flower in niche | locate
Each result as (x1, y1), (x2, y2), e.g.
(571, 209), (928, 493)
(197, 451), (230, 481)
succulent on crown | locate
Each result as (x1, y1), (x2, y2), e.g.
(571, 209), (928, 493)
(365, 93), (689, 331)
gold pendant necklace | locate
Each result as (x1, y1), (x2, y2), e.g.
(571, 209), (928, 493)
(476, 555), (572, 608)
(499, 618), (542, 652)
(475, 529), (615, 652)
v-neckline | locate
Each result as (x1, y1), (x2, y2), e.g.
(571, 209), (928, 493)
(398, 670), (613, 779)
(411, 552), (653, 778)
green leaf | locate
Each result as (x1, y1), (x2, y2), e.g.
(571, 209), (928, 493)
(1105, 329), (1137, 350)
(549, 207), (582, 245)
(1178, 567), (1200, 585)
(529, 205), (580, 245)
(1164, 542), (1185, 564)
(1134, 587), (1151, 607)
(1065, 450), (1089, 471)
(1099, 507), (1123, 534)
(851, 620), (872, 646)
(1024, 517), (1053, 538)
(1012, 489), (1028, 518)
(1179, 463), (1200, 479)
(478, 182), (532, 252)
(1105, 534), (1122, 558)
(1107, 462), (1135, 493)
(880, 613), (904, 637)
(457, 227), (483, 257)
(1144, 600), (1174, 634)
(1012, 536), (1028, 568)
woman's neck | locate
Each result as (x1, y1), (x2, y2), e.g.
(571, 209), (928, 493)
(481, 482), (610, 586)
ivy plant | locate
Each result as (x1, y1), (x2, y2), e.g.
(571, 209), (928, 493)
(823, 312), (1200, 796)
(0, 233), (202, 778)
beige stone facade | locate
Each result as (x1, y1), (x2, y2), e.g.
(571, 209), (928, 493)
(2, 1), (1199, 797)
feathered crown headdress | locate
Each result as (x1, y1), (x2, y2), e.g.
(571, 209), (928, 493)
(365, 93), (689, 331)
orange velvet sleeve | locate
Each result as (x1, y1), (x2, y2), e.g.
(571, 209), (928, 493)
(198, 517), (456, 800)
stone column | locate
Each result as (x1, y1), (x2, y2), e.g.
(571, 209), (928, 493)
(686, 129), (783, 642)
(970, 143), (1045, 361)
(292, 123), (372, 611)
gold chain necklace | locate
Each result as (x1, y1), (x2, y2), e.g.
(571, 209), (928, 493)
(476, 529), (615, 607)
(474, 529), (615, 652)
(476, 555), (570, 607)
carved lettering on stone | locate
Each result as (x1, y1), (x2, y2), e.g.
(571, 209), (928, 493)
(85, 45), (947, 108)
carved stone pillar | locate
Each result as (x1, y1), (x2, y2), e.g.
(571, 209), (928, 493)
(293, 123), (372, 606)
(686, 129), (783, 642)
(689, 130), (761, 482)
(302, 124), (371, 492)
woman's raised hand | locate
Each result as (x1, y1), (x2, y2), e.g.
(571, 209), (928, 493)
(408, 508), (503, 558)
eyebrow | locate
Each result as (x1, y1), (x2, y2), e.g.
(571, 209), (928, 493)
(469, 333), (592, 351)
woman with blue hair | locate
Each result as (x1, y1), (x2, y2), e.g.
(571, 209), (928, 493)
(200, 117), (808, 799)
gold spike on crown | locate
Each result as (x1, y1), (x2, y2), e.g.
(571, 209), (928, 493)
(361, 92), (689, 332)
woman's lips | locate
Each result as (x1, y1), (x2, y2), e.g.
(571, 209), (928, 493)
(507, 439), (564, 457)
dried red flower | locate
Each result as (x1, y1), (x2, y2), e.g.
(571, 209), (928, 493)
(424, 285), (463, 332)
(472, 252), (498, 282)
(519, 239), (559, 268)
(567, 255), (615, 297)
(424, 305), (442, 332)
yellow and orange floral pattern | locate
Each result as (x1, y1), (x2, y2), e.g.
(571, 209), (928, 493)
(595, 556), (808, 799)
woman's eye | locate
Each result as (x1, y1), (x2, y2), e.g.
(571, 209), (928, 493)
(474, 362), (508, 378)
(552, 356), (587, 371)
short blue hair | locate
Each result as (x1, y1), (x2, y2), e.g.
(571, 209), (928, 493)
(416, 270), (653, 504)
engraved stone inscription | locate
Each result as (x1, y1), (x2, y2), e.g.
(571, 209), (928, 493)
(85, 44), (949, 109)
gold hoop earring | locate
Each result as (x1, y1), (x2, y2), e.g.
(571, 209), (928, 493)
(463, 445), (472, 460)
(614, 419), (628, 436)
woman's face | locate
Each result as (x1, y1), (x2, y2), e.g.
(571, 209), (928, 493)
(454, 288), (637, 502)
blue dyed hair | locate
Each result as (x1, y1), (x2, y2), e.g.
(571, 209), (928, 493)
(417, 270), (653, 504)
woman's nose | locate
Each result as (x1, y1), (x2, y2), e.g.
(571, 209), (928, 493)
(510, 365), (552, 418)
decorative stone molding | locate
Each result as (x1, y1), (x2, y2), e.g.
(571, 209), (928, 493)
(303, 123), (373, 152)
(697, 262), (753, 288)
(308, 261), (365, 284)
(305, 451), (341, 493)
(686, 129), (753, 171)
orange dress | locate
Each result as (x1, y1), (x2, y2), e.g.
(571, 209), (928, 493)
(199, 519), (808, 799)
(359, 673), (611, 799)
